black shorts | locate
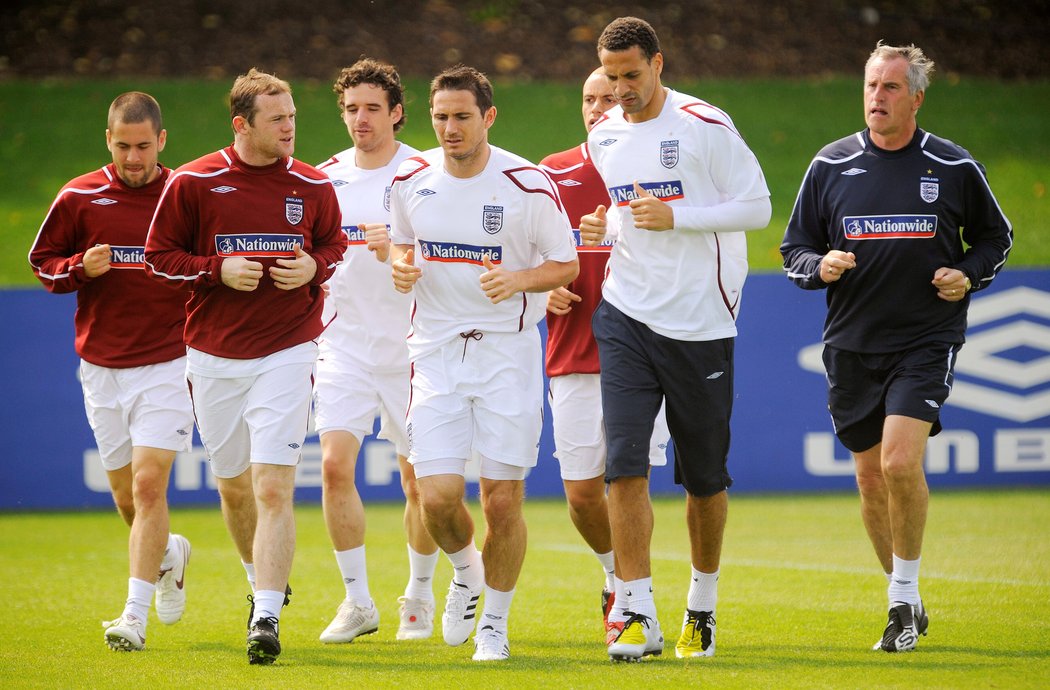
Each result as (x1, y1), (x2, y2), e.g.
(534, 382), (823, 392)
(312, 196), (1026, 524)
(592, 300), (734, 497)
(823, 343), (961, 453)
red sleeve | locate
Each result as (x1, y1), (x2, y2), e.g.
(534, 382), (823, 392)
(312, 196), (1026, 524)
(29, 192), (92, 293)
(144, 174), (223, 290)
(307, 182), (348, 286)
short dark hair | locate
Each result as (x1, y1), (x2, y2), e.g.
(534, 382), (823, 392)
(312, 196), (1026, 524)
(108, 91), (163, 134)
(229, 67), (292, 124)
(333, 57), (407, 132)
(597, 16), (661, 61)
(429, 64), (494, 114)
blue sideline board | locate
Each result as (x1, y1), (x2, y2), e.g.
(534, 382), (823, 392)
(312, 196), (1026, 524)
(2, 269), (1048, 510)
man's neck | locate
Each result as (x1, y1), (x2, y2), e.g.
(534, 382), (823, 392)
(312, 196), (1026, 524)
(355, 140), (400, 170)
(625, 86), (668, 124)
(445, 142), (492, 179)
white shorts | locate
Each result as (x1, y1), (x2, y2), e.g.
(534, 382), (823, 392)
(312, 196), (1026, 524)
(413, 454), (528, 481)
(407, 329), (543, 471)
(188, 361), (314, 478)
(549, 373), (669, 481)
(80, 357), (194, 471)
(313, 359), (409, 456)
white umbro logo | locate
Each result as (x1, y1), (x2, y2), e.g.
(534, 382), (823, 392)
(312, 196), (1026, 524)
(417, 189), (436, 196)
(91, 198), (118, 205)
(558, 179), (582, 187)
(210, 185), (237, 194)
(924, 399), (940, 408)
(707, 371), (725, 379)
(841, 168), (867, 176)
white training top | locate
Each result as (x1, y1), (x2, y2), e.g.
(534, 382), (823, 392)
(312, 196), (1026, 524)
(389, 145), (577, 359)
(316, 143), (418, 372)
(587, 89), (771, 341)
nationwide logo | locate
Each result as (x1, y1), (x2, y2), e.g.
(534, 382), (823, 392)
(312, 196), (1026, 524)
(843, 215), (937, 239)
(215, 233), (304, 258)
(342, 225), (368, 245)
(608, 180), (685, 206)
(109, 245), (145, 269)
(91, 198), (118, 205)
(798, 285), (1050, 422)
(418, 240), (502, 266)
(571, 229), (613, 252)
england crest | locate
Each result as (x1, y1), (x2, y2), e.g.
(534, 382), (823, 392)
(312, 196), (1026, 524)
(285, 196), (304, 225)
(920, 182), (939, 203)
(483, 205), (504, 234)
(660, 140), (679, 169)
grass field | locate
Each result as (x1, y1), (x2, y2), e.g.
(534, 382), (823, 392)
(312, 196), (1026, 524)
(1, 490), (1047, 688)
(2, 76), (1048, 286)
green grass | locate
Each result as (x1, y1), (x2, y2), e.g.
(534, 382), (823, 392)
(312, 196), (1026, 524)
(1, 490), (1048, 688)
(2, 77), (1048, 286)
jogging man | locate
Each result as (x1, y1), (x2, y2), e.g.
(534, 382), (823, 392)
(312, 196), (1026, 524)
(581, 16), (772, 661)
(145, 68), (347, 665)
(389, 65), (578, 661)
(780, 41), (1012, 652)
(30, 91), (193, 653)
(539, 67), (670, 646)
(314, 57), (440, 644)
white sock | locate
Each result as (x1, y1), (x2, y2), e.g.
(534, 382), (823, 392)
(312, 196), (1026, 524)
(479, 585), (514, 634)
(159, 534), (178, 571)
(687, 567), (719, 612)
(609, 575), (629, 623)
(624, 577), (656, 619)
(123, 577), (154, 625)
(405, 544), (439, 602)
(888, 554), (921, 606)
(446, 543), (483, 590)
(334, 546), (372, 606)
(596, 550), (615, 592)
(251, 589), (286, 624)
(242, 561), (256, 591)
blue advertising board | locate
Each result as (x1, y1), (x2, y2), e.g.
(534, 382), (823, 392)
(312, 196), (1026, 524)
(2, 268), (1047, 510)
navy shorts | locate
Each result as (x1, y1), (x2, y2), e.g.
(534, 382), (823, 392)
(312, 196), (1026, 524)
(592, 300), (733, 497)
(823, 343), (961, 453)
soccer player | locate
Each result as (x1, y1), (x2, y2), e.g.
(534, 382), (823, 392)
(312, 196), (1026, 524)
(313, 58), (440, 644)
(780, 42), (1012, 652)
(389, 65), (578, 661)
(539, 68), (671, 645)
(580, 17), (772, 661)
(29, 92), (193, 653)
(145, 68), (347, 665)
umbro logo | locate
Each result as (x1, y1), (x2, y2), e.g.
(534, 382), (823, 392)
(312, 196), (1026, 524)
(91, 198), (118, 205)
(924, 399), (940, 408)
(417, 188), (436, 196)
(176, 429), (189, 436)
(210, 185), (237, 193)
(707, 371), (725, 379)
(841, 168), (867, 176)
(288, 442), (301, 449)
(598, 138), (618, 146)
(558, 179), (582, 187)
(331, 179), (348, 187)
